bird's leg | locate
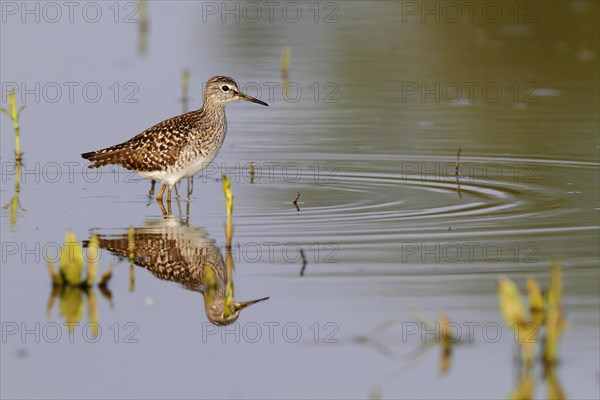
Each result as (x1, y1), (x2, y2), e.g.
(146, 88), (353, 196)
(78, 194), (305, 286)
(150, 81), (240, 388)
(187, 176), (193, 197)
(157, 201), (167, 216)
(156, 184), (167, 201)
(149, 180), (156, 196)
(186, 199), (190, 222)
(167, 186), (173, 215)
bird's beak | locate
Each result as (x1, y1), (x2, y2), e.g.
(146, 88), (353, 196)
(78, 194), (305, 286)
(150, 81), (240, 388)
(234, 296), (270, 311)
(235, 91), (269, 106)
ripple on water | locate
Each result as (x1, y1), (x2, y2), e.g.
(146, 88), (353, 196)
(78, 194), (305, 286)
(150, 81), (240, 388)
(234, 155), (599, 268)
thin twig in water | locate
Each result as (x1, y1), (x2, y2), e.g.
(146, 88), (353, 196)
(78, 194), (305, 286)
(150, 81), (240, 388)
(293, 192), (301, 212)
(299, 248), (307, 276)
(455, 148), (462, 198)
(249, 162), (255, 184)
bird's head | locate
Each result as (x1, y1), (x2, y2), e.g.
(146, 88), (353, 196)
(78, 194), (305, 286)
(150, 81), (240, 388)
(204, 76), (269, 107)
(206, 297), (270, 326)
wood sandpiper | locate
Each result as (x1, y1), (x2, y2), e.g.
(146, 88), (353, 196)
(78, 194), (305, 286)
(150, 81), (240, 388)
(82, 76), (268, 208)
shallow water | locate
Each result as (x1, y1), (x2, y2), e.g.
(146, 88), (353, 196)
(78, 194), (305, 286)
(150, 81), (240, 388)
(1, 1), (599, 399)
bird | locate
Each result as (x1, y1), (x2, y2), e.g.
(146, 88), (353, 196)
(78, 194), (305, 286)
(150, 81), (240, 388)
(90, 217), (269, 325)
(81, 76), (268, 207)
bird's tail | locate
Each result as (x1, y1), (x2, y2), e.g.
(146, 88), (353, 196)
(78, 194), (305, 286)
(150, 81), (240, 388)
(81, 146), (128, 168)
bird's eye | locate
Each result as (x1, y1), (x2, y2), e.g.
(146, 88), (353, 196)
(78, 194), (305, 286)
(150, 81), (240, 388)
(221, 85), (229, 92)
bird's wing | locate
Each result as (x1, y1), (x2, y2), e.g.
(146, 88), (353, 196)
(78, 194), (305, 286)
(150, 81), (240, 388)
(82, 112), (198, 171)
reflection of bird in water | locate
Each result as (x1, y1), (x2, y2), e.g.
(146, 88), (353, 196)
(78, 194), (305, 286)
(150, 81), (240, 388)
(91, 218), (268, 325)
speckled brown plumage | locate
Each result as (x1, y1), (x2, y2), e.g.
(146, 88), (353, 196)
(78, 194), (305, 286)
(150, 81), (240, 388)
(82, 76), (268, 202)
(93, 220), (223, 292)
(81, 110), (200, 172)
(90, 218), (268, 325)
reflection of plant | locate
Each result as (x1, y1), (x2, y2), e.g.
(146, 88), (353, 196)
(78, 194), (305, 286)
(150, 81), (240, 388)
(2, 161), (24, 231)
(222, 174), (234, 249)
(45, 231), (113, 338)
(281, 46), (291, 87)
(221, 174), (235, 318)
(137, 0), (148, 55)
(356, 311), (465, 381)
(498, 260), (567, 399)
(182, 68), (190, 113)
(2, 92), (26, 229)
(1, 90), (25, 161)
(193, 176), (268, 324)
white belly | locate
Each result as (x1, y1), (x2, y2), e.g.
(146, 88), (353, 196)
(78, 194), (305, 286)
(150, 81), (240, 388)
(139, 155), (216, 186)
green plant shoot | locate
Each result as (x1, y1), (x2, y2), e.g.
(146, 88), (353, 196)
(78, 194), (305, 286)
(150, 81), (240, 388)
(1, 90), (25, 161)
